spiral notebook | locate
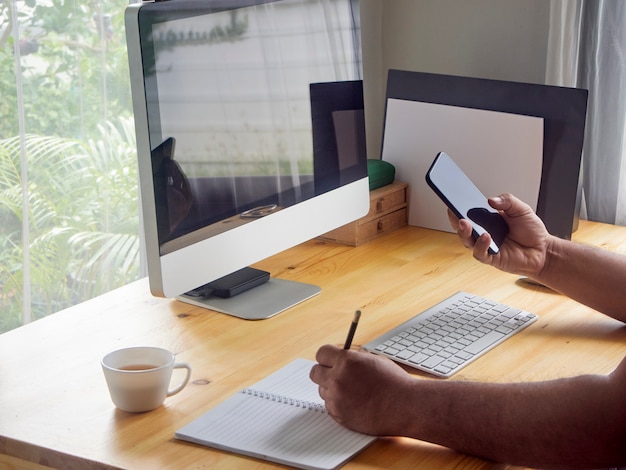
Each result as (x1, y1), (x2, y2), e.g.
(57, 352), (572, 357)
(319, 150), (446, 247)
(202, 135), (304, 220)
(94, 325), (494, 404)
(175, 358), (376, 470)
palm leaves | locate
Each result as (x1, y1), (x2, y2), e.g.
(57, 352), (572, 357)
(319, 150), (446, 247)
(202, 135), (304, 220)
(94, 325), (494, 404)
(0, 118), (140, 332)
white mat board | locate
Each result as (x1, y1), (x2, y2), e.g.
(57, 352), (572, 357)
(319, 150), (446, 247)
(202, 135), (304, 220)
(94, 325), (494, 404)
(382, 98), (544, 232)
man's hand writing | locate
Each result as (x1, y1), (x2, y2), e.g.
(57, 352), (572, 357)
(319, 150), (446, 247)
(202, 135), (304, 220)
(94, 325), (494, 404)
(310, 344), (413, 436)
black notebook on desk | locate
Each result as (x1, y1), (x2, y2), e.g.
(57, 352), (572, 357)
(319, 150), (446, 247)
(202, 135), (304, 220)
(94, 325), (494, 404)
(175, 359), (376, 470)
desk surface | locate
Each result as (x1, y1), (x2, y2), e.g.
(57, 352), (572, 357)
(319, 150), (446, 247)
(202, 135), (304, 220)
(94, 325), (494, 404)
(1, 221), (626, 470)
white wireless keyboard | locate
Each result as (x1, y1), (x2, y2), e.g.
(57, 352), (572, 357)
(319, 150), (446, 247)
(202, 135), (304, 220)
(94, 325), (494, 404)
(363, 291), (538, 378)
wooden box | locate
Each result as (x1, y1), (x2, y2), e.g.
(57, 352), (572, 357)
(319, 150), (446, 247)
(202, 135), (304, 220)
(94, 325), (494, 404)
(318, 181), (408, 246)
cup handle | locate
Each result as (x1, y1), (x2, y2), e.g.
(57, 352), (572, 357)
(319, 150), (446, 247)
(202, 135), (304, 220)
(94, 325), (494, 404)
(167, 362), (192, 397)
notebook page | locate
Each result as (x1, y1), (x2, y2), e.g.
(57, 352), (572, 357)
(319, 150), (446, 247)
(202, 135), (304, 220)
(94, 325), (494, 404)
(175, 359), (376, 470)
(246, 358), (322, 403)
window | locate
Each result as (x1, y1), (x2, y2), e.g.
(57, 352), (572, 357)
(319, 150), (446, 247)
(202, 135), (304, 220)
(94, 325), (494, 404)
(1, 0), (139, 333)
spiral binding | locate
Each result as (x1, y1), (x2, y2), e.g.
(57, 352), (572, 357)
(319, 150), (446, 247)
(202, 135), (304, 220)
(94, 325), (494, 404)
(242, 388), (327, 413)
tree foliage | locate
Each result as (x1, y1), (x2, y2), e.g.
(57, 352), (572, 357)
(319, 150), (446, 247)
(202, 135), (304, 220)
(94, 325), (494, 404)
(0, 119), (139, 332)
(0, 0), (132, 139)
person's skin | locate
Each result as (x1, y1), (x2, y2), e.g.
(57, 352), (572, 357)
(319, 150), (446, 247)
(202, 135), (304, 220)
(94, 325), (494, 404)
(310, 193), (626, 469)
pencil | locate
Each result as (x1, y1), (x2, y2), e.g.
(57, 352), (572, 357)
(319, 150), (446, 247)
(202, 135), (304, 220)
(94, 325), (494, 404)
(343, 310), (361, 349)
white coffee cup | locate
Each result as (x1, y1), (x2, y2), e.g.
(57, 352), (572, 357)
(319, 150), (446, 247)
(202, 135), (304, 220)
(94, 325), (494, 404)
(101, 346), (191, 413)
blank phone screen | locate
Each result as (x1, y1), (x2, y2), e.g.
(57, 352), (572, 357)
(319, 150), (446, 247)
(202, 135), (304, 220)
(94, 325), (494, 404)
(426, 152), (508, 254)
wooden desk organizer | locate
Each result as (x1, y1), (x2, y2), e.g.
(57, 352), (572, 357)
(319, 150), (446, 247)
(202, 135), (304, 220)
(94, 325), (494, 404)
(318, 181), (408, 246)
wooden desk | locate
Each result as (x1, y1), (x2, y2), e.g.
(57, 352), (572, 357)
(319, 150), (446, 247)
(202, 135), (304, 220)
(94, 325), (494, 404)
(1, 222), (625, 470)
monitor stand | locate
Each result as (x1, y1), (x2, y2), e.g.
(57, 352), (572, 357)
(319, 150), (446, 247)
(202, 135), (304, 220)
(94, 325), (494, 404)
(177, 278), (321, 320)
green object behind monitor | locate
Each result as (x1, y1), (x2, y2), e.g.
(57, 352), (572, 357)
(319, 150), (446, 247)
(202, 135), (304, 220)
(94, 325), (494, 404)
(367, 159), (396, 190)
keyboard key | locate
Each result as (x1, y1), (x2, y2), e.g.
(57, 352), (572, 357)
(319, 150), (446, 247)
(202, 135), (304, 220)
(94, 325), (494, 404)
(448, 356), (464, 365)
(396, 349), (415, 360)
(421, 355), (447, 369)
(464, 331), (506, 355)
(408, 352), (429, 364)
(455, 350), (473, 361)
(384, 346), (401, 355)
(440, 360), (457, 368)
(434, 365), (453, 375)
(496, 325), (514, 335)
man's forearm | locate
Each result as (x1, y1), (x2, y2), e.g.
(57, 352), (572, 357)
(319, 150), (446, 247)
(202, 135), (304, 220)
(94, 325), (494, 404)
(395, 369), (626, 469)
(537, 237), (626, 322)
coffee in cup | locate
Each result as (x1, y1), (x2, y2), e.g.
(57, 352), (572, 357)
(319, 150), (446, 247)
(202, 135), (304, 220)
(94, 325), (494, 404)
(101, 346), (191, 413)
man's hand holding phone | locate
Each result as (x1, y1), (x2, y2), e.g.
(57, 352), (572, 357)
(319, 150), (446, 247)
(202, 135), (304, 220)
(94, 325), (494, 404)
(449, 192), (551, 279)
(427, 152), (552, 277)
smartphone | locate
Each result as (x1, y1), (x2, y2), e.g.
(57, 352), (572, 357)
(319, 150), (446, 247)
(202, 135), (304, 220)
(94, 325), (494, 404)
(185, 267), (270, 299)
(425, 151), (508, 254)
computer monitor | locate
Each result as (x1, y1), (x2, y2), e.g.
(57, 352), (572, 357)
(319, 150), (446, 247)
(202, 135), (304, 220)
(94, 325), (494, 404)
(125, 0), (369, 319)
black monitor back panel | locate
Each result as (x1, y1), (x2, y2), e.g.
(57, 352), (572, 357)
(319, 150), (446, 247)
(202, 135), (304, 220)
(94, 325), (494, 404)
(311, 80), (365, 195)
(383, 70), (588, 239)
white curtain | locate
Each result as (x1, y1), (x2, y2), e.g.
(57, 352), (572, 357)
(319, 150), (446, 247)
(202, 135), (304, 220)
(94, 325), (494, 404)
(546, 0), (626, 225)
